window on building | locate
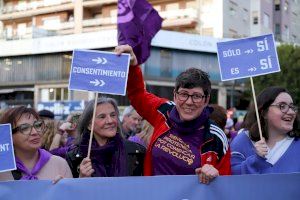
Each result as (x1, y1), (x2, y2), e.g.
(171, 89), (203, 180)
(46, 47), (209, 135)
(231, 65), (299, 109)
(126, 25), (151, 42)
(43, 16), (60, 30)
(160, 50), (172, 77)
(17, 1), (27, 11)
(30, 1), (38, 9)
(17, 23), (27, 38)
(275, 24), (281, 35)
(5, 25), (13, 39)
(252, 11), (258, 25)
(40, 87), (68, 101)
(253, 17), (258, 24)
(263, 13), (270, 28)
(275, 0), (280, 11)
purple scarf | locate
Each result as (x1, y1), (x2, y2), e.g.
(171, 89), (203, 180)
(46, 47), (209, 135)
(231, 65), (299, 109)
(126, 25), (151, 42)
(168, 106), (212, 134)
(16, 149), (51, 180)
(80, 129), (127, 177)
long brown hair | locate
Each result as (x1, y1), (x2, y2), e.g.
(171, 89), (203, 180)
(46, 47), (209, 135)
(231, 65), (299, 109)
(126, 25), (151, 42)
(242, 86), (299, 141)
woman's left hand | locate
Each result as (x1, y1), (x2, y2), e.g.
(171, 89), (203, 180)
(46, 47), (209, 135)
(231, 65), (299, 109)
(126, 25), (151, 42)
(195, 164), (219, 184)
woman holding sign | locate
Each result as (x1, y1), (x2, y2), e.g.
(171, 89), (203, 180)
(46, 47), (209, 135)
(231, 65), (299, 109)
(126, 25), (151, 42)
(66, 97), (145, 178)
(0, 106), (72, 181)
(231, 86), (300, 174)
(115, 45), (231, 184)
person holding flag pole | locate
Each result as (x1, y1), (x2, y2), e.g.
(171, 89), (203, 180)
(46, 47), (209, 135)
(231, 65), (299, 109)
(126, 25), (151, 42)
(231, 86), (300, 174)
(115, 0), (230, 184)
(216, 32), (300, 175)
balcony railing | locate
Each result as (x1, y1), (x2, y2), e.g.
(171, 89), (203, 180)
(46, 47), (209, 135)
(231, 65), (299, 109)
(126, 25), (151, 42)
(160, 8), (197, 19)
(82, 17), (117, 27)
(1, 0), (73, 14)
(0, 8), (198, 41)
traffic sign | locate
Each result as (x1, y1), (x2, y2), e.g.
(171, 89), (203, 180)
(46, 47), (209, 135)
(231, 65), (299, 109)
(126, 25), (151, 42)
(217, 34), (280, 81)
(0, 124), (16, 173)
(69, 49), (130, 95)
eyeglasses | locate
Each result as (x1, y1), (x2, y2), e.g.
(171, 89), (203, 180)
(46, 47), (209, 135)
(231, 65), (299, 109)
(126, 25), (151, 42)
(270, 103), (298, 113)
(12, 120), (45, 135)
(175, 91), (206, 103)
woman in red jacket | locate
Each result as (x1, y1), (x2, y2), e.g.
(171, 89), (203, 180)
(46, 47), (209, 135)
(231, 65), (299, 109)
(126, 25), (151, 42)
(115, 45), (231, 184)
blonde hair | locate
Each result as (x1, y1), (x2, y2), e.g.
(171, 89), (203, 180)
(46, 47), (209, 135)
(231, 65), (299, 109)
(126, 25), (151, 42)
(42, 120), (62, 150)
(136, 120), (154, 148)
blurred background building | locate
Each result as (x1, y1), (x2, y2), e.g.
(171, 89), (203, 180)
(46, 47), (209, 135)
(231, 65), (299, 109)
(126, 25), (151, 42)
(0, 0), (299, 117)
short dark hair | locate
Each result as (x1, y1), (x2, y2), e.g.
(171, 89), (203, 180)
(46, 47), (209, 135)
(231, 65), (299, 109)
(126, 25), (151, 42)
(0, 106), (40, 128)
(175, 68), (211, 97)
(38, 109), (54, 119)
(243, 86), (300, 141)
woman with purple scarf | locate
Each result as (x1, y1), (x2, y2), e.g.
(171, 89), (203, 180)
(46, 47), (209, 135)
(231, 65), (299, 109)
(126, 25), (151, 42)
(66, 97), (145, 178)
(0, 106), (72, 181)
(115, 45), (231, 184)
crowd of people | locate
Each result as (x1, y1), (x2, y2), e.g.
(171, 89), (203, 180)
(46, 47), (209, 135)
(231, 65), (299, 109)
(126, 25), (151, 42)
(0, 45), (299, 185)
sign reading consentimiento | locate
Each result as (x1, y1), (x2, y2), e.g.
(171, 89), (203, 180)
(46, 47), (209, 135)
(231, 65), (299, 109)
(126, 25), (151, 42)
(0, 124), (16, 173)
(217, 34), (280, 81)
(69, 49), (130, 95)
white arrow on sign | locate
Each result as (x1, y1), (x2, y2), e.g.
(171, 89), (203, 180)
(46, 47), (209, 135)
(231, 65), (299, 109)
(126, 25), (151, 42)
(92, 57), (108, 64)
(90, 79), (105, 87)
(244, 49), (254, 54)
(248, 67), (257, 72)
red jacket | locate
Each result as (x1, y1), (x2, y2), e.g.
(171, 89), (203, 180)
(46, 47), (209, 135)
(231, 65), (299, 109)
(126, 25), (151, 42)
(127, 66), (231, 176)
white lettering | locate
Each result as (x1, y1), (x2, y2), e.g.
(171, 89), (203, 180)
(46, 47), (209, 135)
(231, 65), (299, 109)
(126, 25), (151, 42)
(72, 66), (125, 78)
(257, 38), (269, 52)
(0, 143), (10, 152)
(223, 49), (241, 57)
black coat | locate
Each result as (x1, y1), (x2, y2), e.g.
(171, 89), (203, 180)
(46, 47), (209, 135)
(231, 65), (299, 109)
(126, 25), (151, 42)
(66, 140), (145, 178)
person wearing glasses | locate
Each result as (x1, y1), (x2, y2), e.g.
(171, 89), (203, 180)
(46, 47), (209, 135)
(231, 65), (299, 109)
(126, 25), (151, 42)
(0, 106), (72, 181)
(66, 97), (145, 178)
(114, 45), (231, 184)
(231, 86), (300, 174)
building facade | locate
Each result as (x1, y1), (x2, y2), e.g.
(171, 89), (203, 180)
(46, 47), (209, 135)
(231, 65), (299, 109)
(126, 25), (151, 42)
(1, 0), (297, 115)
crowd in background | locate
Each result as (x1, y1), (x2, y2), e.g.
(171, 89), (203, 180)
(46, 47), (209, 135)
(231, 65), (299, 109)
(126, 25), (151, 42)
(0, 45), (299, 185)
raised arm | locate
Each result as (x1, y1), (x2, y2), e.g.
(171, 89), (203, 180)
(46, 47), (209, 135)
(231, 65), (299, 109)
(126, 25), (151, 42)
(114, 45), (168, 126)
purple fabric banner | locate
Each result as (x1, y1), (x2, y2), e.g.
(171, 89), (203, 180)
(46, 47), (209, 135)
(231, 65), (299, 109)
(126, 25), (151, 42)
(117, 0), (162, 65)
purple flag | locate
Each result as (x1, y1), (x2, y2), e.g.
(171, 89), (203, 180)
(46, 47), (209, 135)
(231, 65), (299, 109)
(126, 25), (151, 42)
(117, 0), (162, 65)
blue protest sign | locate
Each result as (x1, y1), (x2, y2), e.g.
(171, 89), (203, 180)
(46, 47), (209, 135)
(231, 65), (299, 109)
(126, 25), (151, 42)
(1, 174), (300, 200)
(0, 124), (16, 172)
(69, 49), (130, 95)
(217, 34), (280, 81)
